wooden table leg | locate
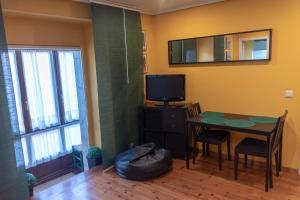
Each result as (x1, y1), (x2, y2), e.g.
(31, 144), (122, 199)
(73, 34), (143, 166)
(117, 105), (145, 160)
(186, 122), (190, 169)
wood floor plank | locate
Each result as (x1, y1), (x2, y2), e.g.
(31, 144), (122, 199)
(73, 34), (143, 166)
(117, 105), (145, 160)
(32, 156), (300, 200)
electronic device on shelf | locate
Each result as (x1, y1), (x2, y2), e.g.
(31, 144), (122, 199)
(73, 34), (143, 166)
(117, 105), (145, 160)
(146, 74), (185, 107)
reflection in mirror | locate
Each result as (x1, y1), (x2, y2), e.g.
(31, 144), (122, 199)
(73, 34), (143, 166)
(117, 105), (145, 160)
(168, 29), (271, 64)
(183, 39), (197, 63)
(197, 37), (214, 62)
(170, 40), (182, 64)
(238, 32), (269, 60)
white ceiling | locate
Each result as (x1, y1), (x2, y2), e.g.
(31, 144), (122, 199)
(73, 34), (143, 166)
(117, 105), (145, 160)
(75, 0), (225, 15)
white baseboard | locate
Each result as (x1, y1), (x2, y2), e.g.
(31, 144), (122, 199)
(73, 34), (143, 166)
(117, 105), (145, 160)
(103, 165), (114, 173)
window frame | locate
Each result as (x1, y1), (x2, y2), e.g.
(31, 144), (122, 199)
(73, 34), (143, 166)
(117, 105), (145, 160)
(9, 46), (84, 167)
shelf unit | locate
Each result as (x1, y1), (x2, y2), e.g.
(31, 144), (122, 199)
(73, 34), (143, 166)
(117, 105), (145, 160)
(139, 103), (192, 158)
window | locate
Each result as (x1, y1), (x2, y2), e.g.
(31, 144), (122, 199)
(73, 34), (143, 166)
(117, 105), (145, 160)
(9, 48), (86, 168)
(22, 50), (58, 130)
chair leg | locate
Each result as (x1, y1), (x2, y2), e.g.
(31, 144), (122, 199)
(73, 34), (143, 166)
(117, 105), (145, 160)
(275, 151), (279, 176)
(265, 156), (270, 192)
(244, 154), (248, 168)
(279, 134), (283, 172)
(227, 136), (231, 160)
(234, 151), (239, 180)
(206, 144), (210, 156)
(270, 156), (273, 188)
(202, 142), (206, 157)
(218, 144), (222, 170)
(193, 136), (197, 164)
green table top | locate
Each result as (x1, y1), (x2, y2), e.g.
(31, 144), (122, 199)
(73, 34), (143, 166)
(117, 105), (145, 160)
(202, 117), (227, 125)
(224, 119), (256, 128)
(249, 116), (277, 123)
(187, 111), (278, 135)
(200, 112), (224, 118)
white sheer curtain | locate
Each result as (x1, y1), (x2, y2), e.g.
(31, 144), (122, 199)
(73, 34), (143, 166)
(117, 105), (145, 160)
(31, 130), (63, 163)
(8, 51), (25, 134)
(58, 51), (79, 122)
(21, 138), (29, 166)
(64, 124), (82, 151)
(22, 50), (63, 165)
(9, 51), (29, 166)
(22, 50), (58, 130)
(59, 51), (82, 152)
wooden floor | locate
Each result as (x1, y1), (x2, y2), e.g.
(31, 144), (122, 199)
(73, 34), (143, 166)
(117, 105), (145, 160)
(32, 155), (300, 200)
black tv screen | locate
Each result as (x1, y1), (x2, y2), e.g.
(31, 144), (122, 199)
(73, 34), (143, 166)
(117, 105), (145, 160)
(146, 74), (185, 102)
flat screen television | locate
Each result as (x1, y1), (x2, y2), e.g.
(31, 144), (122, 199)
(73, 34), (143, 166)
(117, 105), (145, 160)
(146, 74), (185, 106)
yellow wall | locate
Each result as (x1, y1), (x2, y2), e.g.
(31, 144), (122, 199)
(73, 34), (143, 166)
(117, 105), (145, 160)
(2, 0), (101, 147)
(83, 23), (102, 147)
(2, 0), (91, 21)
(141, 14), (157, 74)
(143, 0), (300, 169)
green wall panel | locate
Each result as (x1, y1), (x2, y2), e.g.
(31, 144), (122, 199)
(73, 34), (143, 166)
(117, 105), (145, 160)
(125, 10), (144, 146)
(92, 4), (143, 168)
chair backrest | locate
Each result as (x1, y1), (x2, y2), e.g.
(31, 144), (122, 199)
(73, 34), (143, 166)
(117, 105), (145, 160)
(193, 103), (202, 116)
(187, 103), (201, 118)
(188, 103), (201, 117)
(271, 110), (288, 152)
(187, 103), (203, 135)
(187, 105), (195, 118)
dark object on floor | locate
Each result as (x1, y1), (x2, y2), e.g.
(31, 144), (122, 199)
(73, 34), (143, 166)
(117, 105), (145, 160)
(234, 110), (288, 192)
(72, 145), (84, 173)
(187, 103), (231, 170)
(26, 173), (36, 197)
(115, 143), (172, 181)
(87, 146), (102, 169)
(28, 185), (34, 197)
(87, 157), (102, 169)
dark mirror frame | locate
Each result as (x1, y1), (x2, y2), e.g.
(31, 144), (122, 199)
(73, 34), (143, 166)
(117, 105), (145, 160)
(168, 29), (272, 65)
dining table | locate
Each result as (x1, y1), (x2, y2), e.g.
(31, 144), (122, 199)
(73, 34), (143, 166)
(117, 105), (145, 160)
(185, 111), (281, 169)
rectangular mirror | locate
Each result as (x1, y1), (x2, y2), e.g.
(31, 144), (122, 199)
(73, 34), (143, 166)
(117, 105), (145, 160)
(168, 29), (272, 65)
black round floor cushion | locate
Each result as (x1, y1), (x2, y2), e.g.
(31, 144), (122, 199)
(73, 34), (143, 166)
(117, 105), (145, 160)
(115, 143), (172, 181)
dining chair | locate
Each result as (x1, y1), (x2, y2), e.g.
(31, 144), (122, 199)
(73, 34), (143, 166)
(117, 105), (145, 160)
(234, 110), (288, 192)
(187, 103), (231, 170)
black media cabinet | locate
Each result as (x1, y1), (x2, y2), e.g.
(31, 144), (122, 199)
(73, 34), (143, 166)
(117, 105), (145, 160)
(139, 103), (192, 158)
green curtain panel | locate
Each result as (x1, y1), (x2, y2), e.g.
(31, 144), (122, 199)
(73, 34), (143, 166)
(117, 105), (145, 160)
(124, 10), (144, 147)
(0, 3), (29, 200)
(91, 4), (143, 167)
